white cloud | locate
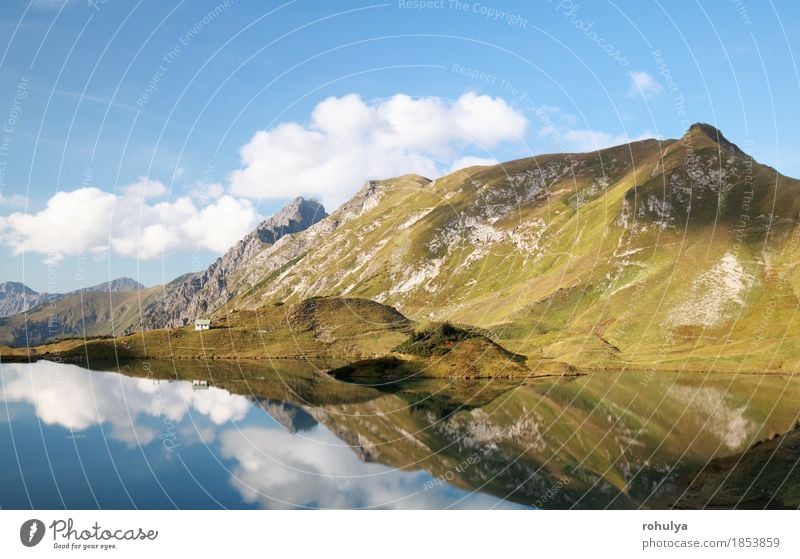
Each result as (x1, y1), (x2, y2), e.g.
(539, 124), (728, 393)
(228, 92), (527, 209)
(0, 178), (260, 263)
(446, 156), (499, 174)
(187, 180), (225, 204)
(628, 71), (664, 98)
(121, 177), (166, 199)
(531, 105), (655, 153)
(559, 128), (655, 152)
(0, 192), (28, 208)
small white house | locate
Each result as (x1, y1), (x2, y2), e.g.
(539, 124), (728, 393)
(194, 319), (211, 331)
(192, 379), (209, 390)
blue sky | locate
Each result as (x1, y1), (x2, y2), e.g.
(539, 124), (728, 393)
(0, 0), (798, 292)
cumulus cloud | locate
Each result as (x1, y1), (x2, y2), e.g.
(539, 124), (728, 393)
(228, 92), (527, 209)
(628, 70), (664, 98)
(0, 178), (260, 263)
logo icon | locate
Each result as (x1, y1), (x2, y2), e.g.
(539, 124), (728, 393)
(20, 519), (45, 547)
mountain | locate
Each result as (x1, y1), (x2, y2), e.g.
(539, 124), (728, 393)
(0, 282), (53, 317)
(138, 196), (327, 329)
(0, 198), (325, 346)
(211, 123), (800, 373)
(0, 278), (150, 347)
(90, 277), (144, 293)
(8, 123), (800, 374)
(0, 277), (144, 318)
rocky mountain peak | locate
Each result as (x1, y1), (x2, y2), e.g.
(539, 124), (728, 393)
(136, 196), (328, 329)
(682, 122), (747, 157)
(87, 277), (144, 293)
(0, 281), (37, 296)
(256, 197), (327, 244)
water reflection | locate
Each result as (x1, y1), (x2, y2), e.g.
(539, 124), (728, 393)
(0, 361), (520, 509)
(1, 361), (249, 447)
(1, 361), (798, 509)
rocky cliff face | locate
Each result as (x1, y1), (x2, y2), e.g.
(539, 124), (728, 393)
(0, 282), (52, 317)
(138, 197), (327, 329)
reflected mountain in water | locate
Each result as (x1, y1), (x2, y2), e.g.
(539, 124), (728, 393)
(1, 360), (798, 509)
(254, 399), (318, 433)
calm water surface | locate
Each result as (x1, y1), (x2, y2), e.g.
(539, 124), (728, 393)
(1, 360), (798, 509)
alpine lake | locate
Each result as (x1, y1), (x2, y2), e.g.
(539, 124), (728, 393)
(1, 359), (798, 509)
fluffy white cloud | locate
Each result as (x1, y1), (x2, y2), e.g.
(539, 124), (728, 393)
(628, 70), (664, 98)
(229, 92), (527, 208)
(0, 178), (261, 263)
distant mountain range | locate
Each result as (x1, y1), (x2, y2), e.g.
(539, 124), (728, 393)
(0, 278), (144, 346)
(4, 123), (800, 373)
(0, 277), (143, 318)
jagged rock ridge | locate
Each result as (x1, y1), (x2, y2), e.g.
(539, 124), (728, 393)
(138, 196), (327, 328)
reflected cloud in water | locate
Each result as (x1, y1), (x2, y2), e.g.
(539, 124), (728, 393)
(0, 361), (519, 509)
(219, 425), (516, 509)
(1, 361), (249, 446)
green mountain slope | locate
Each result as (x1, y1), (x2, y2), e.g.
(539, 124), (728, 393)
(219, 123), (800, 373)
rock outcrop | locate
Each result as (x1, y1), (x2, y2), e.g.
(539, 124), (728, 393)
(138, 197), (327, 328)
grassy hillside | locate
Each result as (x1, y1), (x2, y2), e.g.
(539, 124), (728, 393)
(7, 297), (411, 362)
(219, 124), (800, 373)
